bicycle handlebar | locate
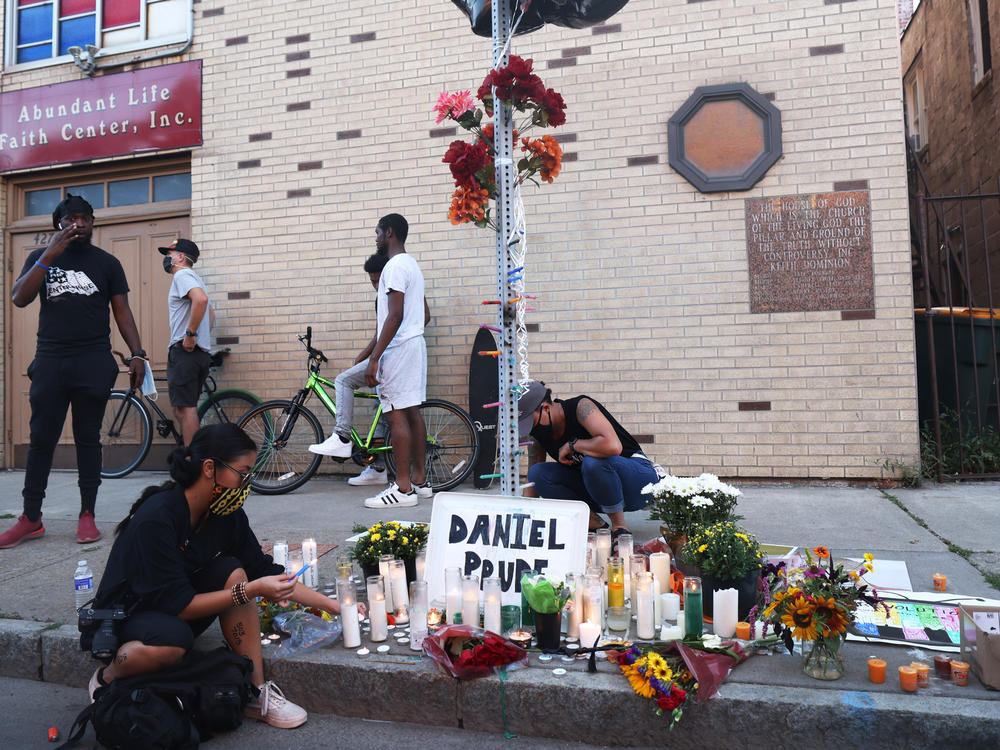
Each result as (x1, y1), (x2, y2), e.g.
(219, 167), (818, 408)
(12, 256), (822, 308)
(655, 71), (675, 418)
(297, 328), (327, 365)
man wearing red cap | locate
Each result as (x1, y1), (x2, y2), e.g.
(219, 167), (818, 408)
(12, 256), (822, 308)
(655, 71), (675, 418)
(1, 193), (144, 548)
(160, 238), (213, 446)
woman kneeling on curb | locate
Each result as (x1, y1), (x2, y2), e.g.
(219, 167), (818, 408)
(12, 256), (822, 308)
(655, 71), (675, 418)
(87, 423), (358, 729)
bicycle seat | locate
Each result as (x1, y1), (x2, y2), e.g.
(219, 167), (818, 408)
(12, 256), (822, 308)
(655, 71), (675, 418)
(209, 348), (231, 368)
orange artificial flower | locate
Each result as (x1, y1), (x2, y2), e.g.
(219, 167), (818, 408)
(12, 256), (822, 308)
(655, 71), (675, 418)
(812, 546), (830, 559)
(520, 134), (563, 183)
(448, 184), (490, 225)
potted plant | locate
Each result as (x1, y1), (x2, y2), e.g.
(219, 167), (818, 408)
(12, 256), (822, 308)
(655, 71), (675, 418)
(762, 547), (885, 680)
(349, 521), (429, 582)
(643, 473), (741, 557)
(520, 573), (571, 652)
(680, 521), (763, 620)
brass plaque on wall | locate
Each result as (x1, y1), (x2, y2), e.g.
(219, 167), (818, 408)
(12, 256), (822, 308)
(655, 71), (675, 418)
(745, 191), (874, 313)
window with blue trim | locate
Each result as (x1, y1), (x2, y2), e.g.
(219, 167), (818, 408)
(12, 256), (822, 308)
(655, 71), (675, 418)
(12, 0), (189, 66)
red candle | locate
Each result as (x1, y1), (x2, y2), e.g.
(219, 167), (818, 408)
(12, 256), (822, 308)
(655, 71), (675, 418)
(933, 654), (952, 679)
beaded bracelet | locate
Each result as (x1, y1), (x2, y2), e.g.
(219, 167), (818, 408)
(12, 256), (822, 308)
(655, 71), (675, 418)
(231, 581), (249, 607)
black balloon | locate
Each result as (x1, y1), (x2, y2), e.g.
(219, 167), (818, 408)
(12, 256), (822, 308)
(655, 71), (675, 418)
(449, 0), (630, 37)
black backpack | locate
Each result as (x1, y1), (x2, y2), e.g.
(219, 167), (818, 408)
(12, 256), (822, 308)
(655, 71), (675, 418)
(58, 647), (256, 750)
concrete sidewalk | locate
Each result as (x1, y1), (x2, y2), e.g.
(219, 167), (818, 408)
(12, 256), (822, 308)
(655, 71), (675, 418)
(0, 469), (998, 746)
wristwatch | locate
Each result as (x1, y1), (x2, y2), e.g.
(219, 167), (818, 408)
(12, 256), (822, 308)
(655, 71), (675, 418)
(130, 349), (147, 358)
(184, 329), (197, 338)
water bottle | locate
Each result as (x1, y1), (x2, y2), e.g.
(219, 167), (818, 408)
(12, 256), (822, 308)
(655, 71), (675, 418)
(74, 560), (93, 612)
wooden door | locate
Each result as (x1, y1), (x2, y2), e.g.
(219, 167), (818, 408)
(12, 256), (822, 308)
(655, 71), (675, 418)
(8, 215), (189, 467)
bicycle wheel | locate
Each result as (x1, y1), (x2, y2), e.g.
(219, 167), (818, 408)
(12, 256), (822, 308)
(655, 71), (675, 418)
(100, 391), (153, 478)
(238, 400), (324, 495)
(384, 399), (479, 492)
(198, 389), (261, 426)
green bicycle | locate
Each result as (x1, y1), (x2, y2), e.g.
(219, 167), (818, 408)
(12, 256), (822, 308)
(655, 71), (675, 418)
(237, 327), (479, 495)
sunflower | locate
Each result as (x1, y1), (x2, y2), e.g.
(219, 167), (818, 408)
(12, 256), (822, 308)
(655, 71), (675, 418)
(812, 596), (850, 636)
(762, 586), (798, 618)
(781, 594), (819, 641)
(620, 663), (657, 699)
(645, 652), (673, 684)
(813, 546), (830, 558)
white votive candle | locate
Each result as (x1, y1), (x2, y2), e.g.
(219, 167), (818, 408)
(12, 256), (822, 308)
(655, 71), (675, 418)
(367, 575), (388, 642)
(445, 567), (462, 624)
(567, 573), (582, 639)
(337, 579), (361, 648)
(579, 620), (601, 650)
(462, 574), (480, 627)
(379, 554), (395, 612)
(662, 592), (681, 621)
(636, 572), (655, 640)
(483, 577), (502, 634)
(389, 559), (409, 624)
(713, 588), (739, 639)
(648, 552), (670, 594)
(301, 538), (319, 589)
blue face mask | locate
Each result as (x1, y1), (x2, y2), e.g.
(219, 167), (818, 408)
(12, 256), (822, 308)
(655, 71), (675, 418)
(162, 256), (174, 273)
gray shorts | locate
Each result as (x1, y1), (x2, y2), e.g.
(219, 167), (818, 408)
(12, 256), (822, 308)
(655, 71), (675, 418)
(166, 344), (211, 407)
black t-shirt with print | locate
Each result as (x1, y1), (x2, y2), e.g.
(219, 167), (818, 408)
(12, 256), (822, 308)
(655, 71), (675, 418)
(94, 483), (283, 615)
(22, 243), (129, 356)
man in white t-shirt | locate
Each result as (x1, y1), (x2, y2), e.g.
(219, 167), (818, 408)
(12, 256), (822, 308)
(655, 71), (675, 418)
(160, 238), (213, 446)
(362, 214), (431, 508)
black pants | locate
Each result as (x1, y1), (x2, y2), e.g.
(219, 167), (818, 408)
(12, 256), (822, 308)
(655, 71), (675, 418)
(23, 351), (118, 521)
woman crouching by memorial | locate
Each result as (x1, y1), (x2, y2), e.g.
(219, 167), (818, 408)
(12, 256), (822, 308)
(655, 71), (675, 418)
(85, 423), (354, 729)
(518, 380), (658, 551)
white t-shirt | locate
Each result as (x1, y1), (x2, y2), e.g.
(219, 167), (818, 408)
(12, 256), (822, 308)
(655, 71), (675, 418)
(376, 253), (425, 350)
(168, 268), (211, 350)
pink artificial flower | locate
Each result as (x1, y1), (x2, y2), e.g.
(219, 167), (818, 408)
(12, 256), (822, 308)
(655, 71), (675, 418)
(434, 90), (476, 124)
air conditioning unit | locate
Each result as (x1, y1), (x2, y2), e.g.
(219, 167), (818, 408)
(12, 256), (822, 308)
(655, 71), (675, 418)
(908, 132), (922, 151)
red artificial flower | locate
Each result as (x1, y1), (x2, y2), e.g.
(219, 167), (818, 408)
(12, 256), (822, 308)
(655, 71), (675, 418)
(443, 139), (490, 188)
(540, 88), (567, 127)
(505, 54), (534, 78)
(656, 685), (687, 711)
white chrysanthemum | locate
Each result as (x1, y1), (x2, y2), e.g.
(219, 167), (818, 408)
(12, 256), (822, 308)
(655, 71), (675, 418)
(688, 495), (714, 507)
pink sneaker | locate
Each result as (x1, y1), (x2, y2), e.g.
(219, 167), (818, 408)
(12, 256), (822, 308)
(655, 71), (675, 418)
(77, 511), (101, 544)
(0, 514), (45, 549)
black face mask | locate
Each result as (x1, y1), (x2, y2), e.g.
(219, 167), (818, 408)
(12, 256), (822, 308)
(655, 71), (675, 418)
(162, 256), (174, 273)
(531, 409), (553, 444)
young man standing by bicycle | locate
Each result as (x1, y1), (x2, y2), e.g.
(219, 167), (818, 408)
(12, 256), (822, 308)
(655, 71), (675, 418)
(160, 238), (213, 446)
(0, 194), (145, 549)
(362, 214), (432, 508)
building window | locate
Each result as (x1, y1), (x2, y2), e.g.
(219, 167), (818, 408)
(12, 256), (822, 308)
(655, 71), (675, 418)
(10, 0), (189, 67)
(24, 170), (190, 215)
(903, 59), (927, 151)
(968, 0), (993, 85)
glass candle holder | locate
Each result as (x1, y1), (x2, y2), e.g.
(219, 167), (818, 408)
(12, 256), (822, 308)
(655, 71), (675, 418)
(586, 532), (597, 569)
(606, 557), (625, 608)
(287, 549), (304, 579)
(379, 554), (395, 612)
(415, 547), (427, 582)
(337, 578), (361, 648)
(409, 580), (429, 651)
(635, 572), (655, 640)
(336, 554), (353, 581)
(565, 573), (582, 639)
(445, 566), (462, 624)
(501, 605), (521, 637)
(648, 552), (671, 596)
(272, 540), (288, 569)
(301, 538), (318, 588)
(483, 577), (502, 634)
(606, 605), (630, 640)
(585, 575), (604, 629)
(683, 576), (703, 637)
(461, 574), (480, 627)
(366, 575), (388, 642)
(616, 533), (634, 563)
(595, 528), (612, 571)
(629, 555), (646, 618)
(388, 559), (409, 624)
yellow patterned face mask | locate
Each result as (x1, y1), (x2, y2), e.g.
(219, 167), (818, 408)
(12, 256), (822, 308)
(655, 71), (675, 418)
(208, 459), (253, 515)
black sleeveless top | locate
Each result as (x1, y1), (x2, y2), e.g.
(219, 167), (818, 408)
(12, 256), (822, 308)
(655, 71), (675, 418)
(536, 395), (642, 462)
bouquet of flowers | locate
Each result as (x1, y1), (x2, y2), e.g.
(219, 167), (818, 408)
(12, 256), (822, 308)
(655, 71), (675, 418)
(349, 521), (428, 566)
(423, 624), (529, 679)
(520, 573), (571, 614)
(434, 54), (567, 230)
(258, 599), (333, 635)
(612, 639), (746, 729)
(642, 473), (741, 541)
(680, 521), (763, 581)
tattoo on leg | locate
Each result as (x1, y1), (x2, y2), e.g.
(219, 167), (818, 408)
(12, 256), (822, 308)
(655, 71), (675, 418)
(115, 653), (128, 666)
(232, 622), (246, 646)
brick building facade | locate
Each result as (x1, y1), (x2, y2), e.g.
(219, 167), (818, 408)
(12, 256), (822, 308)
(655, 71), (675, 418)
(1, 0), (917, 480)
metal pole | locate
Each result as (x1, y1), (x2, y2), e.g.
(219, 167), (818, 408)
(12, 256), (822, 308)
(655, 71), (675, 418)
(492, 0), (520, 496)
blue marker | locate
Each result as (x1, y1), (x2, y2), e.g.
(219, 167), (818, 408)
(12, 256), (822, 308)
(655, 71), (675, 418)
(289, 562), (311, 581)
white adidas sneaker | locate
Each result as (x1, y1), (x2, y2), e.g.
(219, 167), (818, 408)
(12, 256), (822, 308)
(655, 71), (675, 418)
(363, 482), (418, 508)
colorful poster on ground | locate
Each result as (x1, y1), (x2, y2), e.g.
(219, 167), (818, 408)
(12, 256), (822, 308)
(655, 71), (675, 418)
(847, 593), (1000, 652)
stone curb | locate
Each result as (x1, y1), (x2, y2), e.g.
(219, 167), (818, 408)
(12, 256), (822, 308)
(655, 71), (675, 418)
(6, 620), (997, 747)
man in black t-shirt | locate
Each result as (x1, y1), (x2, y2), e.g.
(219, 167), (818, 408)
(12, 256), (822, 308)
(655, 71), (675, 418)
(517, 380), (658, 549)
(0, 194), (145, 550)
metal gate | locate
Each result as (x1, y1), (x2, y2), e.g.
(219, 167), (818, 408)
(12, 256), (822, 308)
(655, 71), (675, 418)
(909, 141), (1000, 480)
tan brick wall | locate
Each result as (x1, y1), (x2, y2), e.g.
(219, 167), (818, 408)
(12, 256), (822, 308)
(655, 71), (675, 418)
(2, 0), (918, 479)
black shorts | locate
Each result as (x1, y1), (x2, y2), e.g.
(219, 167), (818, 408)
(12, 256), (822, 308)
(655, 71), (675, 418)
(119, 556), (242, 651)
(166, 344), (211, 407)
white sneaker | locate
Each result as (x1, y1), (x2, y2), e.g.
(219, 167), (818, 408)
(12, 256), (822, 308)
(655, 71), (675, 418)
(308, 433), (353, 458)
(363, 482), (418, 508)
(348, 466), (389, 486)
(414, 482), (434, 500)
(245, 681), (308, 729)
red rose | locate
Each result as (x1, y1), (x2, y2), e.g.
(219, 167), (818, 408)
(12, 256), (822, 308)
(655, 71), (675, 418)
(505, 55), (534, 78)
(540, 88), (566, 127)
(443, 140), (490, 188)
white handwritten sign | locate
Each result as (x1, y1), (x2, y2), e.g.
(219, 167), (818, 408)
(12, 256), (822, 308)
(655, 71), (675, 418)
(424, 492), (589, 607)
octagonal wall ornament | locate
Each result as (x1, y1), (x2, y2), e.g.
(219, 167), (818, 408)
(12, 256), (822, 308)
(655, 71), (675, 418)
(668, 83), (782, 193)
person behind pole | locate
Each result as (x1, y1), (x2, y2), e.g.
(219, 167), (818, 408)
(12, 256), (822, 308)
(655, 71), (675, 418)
(87, 423), (358, 729)
(361, 214), (432, 508)
(160, 238), (213, 446)
(0, 194), (145, 549)
(309, 252), (431, 487)
(517, 380), (657, 550)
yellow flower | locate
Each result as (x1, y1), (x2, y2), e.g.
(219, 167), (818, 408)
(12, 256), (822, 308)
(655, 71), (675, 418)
(698, 544), (708, 553)
(371, 533), (381, 541)
(401, 538), (409, 545)
(864, 562), (873, 572)
(863, 553), (874, 563)
(387, 530), (397, 540)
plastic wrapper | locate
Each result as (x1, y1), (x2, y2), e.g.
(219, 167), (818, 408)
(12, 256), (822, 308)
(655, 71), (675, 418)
(449, 0), (631, 37)
(674, 640), (746, 702)
(423, 624), (529, 679)
(268, 610), (342, 662)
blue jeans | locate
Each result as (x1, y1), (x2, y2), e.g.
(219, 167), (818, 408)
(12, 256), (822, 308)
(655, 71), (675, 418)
(527, 455), (657, 514)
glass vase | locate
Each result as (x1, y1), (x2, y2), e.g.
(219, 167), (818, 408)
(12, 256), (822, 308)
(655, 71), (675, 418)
(801, 633), (846, 680)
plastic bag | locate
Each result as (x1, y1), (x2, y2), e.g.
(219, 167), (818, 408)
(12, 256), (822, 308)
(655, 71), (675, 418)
(423, 624), (529, 679)
(268, 610), (342, 662)
(449, 0), (631, 37)
(520, 573), (569, 614)
(141, 360), (157, 400)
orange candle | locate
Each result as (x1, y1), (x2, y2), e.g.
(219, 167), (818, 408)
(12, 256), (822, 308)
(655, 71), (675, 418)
(950, 660), (970, 686)
(735, 621), (751, 640)
(932, 573), (947, 591)
(911, 661), (930, 688)
(898, 665), (918, 692)
(868, 658), (887, 684)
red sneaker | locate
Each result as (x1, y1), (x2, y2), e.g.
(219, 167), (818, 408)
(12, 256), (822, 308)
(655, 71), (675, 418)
(77, 511), (101, 544)
(0, 514), (45, 549)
